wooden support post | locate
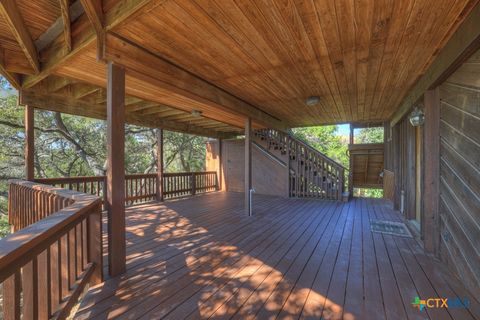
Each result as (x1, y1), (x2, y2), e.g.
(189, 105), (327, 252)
(106, 62), (126, 276)
(286, 136), (290, 197)
(217, 139), (222, 191)
(245, 118), (252, 216)
(423, 88), (440, 255)
(25, 105), (34, 181)
(348, 124), (354, 197)
(156, 129), (164, 201)
(191, 173), (196, 195)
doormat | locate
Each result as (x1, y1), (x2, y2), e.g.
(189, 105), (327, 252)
(370, 219), (413, 237)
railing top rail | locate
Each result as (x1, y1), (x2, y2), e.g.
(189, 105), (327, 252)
(255, 129), (348, 171)
(0, 180), (101, 283)
(35, 176), (106, 183)
(163, 171), (217, 176)
(293, 135), (348, 170)
(33, 171), (218, 182)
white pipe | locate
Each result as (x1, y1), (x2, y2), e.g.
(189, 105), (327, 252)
(400, 190), (405, 214)
(249, 188), (255, 216)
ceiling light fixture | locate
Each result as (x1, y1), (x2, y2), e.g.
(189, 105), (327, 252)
(191, 109), (202, 117)
(306, 96), (320, 106)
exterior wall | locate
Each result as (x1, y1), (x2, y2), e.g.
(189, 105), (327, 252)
(437, 49), (480, 297)
(205, 140), (225, 191)
(206, 139), (288, 197)
(388, 116), (418, 218)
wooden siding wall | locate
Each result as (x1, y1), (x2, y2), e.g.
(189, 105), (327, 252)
(438, 49), (480, 297)
(389, 116), (418, 219)
(208, 139), (288, 197)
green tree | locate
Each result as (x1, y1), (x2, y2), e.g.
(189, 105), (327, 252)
(291, 125), (348, 167)
(355, 127), (384, 144)
(0, 81), (208, 237)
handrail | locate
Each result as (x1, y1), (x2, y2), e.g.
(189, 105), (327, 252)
(254, 129), (347, 200)
(2, 180), (103, 319)
(255, 129), (348, 170)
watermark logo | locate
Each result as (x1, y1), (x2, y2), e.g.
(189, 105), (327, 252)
(412, 296), (470, 311)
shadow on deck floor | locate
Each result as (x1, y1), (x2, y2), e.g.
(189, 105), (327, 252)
(74, 192), (479, 320)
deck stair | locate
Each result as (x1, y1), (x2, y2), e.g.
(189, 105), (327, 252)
(253, 129), (347, 201)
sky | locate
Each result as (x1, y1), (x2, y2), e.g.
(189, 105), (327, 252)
(336, 124), (350, 136)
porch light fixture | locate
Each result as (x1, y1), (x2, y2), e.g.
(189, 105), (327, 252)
(191, 109), (202, 117)
(306, 96), (320, 106)
(409, 107), (425, 127)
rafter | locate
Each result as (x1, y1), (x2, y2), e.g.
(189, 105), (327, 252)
(19, 90), (236, 138)
(104, 34), (287, 131)
(73, 83), (100, 99)
(45, 76), (75, 93)
(59, 0), (72, 52)
(23, 0), (164, 88)
(79, 0), (104, 59)
(0, 49), (21, 89)
(0, 0), (40, 73)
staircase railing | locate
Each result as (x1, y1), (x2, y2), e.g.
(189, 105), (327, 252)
(254, 129), (347, 201)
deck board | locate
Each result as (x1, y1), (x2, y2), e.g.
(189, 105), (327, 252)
(75, 192), (480, 320)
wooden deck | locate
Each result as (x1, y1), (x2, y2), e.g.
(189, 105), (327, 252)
(74, 192), (479, 320)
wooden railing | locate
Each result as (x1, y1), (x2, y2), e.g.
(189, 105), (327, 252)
(1, 180), (102, 320)
(254, 129), (347, 200)
(35, 171), (218, 205)
(163, 171), (218, 198)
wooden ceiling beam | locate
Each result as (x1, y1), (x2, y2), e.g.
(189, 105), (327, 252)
(138, 107), (184, 117)
(390, 3), (480, 126)
(0, 0), (40, 73)
(79, 0), (104, 59)
(22, 0), (165, 89)
(73, 83), (100, 99)
(126, 101), (159, 111)
(19, 90), (235, 138)
(59, 0), (72, 52)
(45, 77), (75, 93)
(104, 34), (287, 131)
(0, 49), (21, 89)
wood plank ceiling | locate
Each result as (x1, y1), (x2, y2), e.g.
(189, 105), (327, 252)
(0, 0), (478, 134)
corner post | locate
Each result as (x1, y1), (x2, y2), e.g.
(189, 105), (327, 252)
(156, 128), (164, 201)
(25, 105), (34, 181)
(423, 88), (440, 255)
(106, 61), (126, 276)
(217, 138), (222, 191)
(245, 118), (252, 216)
(348, 124), (354, 197)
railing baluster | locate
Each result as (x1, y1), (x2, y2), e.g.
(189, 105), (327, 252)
(50, 240), (61, 314)
(22, 259), (39, 319)
(38, 249), (51, 319)
(60, 233), (69, 300)
(3, 271), (21, 320)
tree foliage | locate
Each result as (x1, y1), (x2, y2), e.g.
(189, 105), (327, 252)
(0, 91), (207, 236)
(355, 127), (384, 144)
(291, 125), (348, 167)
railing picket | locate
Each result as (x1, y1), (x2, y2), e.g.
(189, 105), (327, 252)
(49, 241), (61, 314)
(22, 259), (39, 319)
(60, 233), (69, 300)
(68, 229), (76, 288)
(38, 249), (51, 319)
(3, 272), (21, 320)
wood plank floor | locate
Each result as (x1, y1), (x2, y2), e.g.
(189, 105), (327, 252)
(75, 192), (480, 320)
